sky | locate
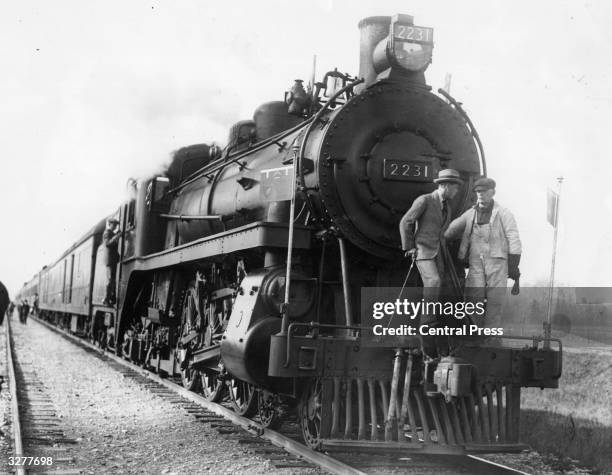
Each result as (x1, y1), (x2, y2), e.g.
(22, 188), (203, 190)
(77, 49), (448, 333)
(1, 0), (611, 296)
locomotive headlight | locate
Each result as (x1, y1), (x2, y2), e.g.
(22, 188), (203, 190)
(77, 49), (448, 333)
(392, 40), (433, 72)
(372, 15), (434, 74)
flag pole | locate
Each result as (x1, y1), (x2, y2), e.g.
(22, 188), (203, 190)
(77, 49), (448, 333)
(544, 176), (563, 349)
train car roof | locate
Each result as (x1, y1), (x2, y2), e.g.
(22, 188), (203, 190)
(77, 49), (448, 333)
(19, 205), (122, 296)
(38, 216), (109, 275)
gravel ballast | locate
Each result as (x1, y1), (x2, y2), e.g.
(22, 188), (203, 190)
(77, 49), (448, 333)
(6, 319), (319, 474)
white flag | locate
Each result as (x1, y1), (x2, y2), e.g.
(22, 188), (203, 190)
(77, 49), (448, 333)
(547, 189), (559, 228)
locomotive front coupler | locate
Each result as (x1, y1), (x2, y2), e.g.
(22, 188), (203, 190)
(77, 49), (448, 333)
(425, 356), (474, 402)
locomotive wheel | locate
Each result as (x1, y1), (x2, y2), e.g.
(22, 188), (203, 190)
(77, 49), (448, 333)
(200, 370), (224, 402)
(181, 368), (200, 391)
(177, 282), (203, 392)
(176, 349), (200, 391)
(229, 378), (257, 417)
(258, 390), (282, 429)
(298, 379), (323, 450)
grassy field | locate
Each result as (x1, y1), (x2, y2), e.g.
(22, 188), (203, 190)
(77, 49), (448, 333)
(520, 345), (612, 473)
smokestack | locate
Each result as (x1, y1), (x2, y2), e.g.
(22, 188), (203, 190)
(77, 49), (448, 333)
(356, 16), (392, 94)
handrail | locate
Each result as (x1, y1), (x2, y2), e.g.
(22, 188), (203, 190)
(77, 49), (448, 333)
(168, 117), (315, 195)
(159, 214), (222, 221)
(280, 78), (364, 336)
(437, 88), (486, 176)
(296, 78), (365, 220)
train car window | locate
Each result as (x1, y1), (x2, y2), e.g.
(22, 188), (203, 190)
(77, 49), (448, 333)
(67, 254), (74, 303)
(62, 260), (67, 303)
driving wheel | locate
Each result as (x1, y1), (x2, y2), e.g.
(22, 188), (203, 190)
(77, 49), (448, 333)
(229, 378), (257, 417)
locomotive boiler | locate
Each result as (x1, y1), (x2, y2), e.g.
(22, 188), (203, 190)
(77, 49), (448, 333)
(27, 13), (561, 454)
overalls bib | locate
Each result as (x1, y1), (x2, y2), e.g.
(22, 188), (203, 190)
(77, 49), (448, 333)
(466, 221), (507, 327)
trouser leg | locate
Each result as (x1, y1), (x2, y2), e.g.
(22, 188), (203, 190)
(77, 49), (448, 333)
(416, 256), (445, 357)
(465, 257), (487, 328)
(416, 258), (442, 322)
(482, 258), (508, 328)
(106, 266), (116, 303)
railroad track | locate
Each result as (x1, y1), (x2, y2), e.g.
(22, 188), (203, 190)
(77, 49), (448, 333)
(3, 317), (79, 474)
(30, 316), (533, 475)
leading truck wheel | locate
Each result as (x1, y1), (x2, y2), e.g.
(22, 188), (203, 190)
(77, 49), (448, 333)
(258, 390), (282, 429)
(229, 378), (257, 417)
(298, 379), (323, 450)
(200, 370), (224, 402)
(176, 348), (200, 391)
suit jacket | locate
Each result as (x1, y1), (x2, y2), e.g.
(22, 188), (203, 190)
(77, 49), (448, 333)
(399, 191), (451, 260)
(444, 201), (522, 260)
(102, 228), (121, 266)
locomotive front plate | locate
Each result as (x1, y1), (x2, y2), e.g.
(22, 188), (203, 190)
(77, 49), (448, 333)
(393, 24), (433, 44)
(382, 159), (433, 182)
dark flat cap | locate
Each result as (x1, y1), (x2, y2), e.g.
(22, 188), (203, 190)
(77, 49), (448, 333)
(473, 177), (496, 191)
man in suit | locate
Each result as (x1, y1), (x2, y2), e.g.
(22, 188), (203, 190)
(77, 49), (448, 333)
(102, 218), (121, 305)
(399, 168), (463, 356)
(0, 281), (8, 326)
(444, 177), (521, 329)
(21, 299), (29, 324)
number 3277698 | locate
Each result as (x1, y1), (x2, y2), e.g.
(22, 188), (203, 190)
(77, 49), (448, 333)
(8, 457), (54, 466)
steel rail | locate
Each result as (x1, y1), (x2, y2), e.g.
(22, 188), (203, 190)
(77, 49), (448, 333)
(465, 455), (533, 474)
(5, 317), (26, 475)
(30, 317), (364, 475)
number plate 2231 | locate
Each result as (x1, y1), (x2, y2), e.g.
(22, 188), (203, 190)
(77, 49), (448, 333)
(383, 159), (432, 182)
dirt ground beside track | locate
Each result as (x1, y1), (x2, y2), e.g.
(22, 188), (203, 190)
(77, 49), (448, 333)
(521, 344), (612, 473)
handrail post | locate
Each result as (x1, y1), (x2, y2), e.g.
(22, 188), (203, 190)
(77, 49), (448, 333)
(338, 236), (353, 327)
(280, 142), (300, 335)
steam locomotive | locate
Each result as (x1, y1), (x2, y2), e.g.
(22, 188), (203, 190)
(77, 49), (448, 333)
(18, 14), (561, 453)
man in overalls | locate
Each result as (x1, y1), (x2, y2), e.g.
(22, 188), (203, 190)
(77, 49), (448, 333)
(445, 178), (521, 329)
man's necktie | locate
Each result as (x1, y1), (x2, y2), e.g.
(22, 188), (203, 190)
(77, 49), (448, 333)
(442, 200), (448, 221)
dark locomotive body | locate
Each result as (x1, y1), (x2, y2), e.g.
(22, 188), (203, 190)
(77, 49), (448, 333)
(20, 14), (561, 453)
